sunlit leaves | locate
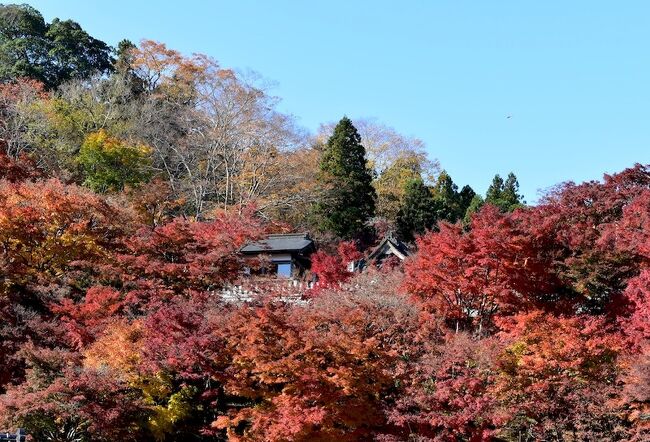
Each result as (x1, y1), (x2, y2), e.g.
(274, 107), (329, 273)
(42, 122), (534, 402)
(77, 129), (151, 192)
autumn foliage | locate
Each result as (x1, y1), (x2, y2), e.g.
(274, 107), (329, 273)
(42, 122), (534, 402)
(0, 9), (648, 438)
(0, 147), (647, 441)
(0, 5), (650, 442)
(309, 241), (362, 292)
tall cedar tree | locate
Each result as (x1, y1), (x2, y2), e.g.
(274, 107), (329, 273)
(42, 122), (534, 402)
(431, 170), (462, 222)
(317, 117), (376, 239)
(396, 178), (437, 241)
(458, 184), (477, 215)
(485, 172), (524, 212)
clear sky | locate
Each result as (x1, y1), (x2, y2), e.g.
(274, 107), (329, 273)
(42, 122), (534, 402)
(20, 0), (650, 202)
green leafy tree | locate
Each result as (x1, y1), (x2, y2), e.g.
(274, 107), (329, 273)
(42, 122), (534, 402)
(0, 4), (113, 89)
(463, 194), (484, 224)
(396, 178), (437, 241)
(77, 129), (151, 192)
(374, 152), (424, 222)
(485, 172), (524, 212)
(431, 170), (461, 222)
(485, 174), (504, 202)
(113, 39), (145, 95)
(316, 117), (376, 239)
(115, 39), (136, 71)
(502, 172), (524, 208)
(0, 4), (49, 83)
(397, 171), (476, 235)
(45, 18), (113, 84)
(25, 73), (139, 179)
(458, 184), (476, 216)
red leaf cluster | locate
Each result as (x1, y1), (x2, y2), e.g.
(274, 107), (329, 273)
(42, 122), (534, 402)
(0, 163), (647, 441)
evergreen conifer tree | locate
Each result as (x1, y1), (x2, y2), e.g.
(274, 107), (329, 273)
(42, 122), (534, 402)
(486, 174), (504, 203)
(463, 194), (484, 224)
(316, 117), (376, 239)
(458, 184), (477, 217)
(396, 178), (437, 241)
(485, 172), (524, 212)
(502, 172), (524, 208)
(431, 170), (464, 222)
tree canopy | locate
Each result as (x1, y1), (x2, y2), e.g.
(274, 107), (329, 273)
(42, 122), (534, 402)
(485, 172), (525, 212)
(396, 177), (438, 241)
(316, 116), (376, 239)
(0, 4), (114, 89)
(0, 4), (647, 441)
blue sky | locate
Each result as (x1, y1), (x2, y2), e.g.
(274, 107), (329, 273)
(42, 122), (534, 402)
(22, 0), (650, 202)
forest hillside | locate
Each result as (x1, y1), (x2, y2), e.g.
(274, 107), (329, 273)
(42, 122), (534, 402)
(0, 4), (648, 441)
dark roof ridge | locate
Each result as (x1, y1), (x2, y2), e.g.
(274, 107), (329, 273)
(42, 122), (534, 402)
(240, 232), (314, 254)
(267, 232), (309, 238)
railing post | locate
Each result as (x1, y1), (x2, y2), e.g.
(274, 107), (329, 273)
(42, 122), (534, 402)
(16, 429), (26, 442)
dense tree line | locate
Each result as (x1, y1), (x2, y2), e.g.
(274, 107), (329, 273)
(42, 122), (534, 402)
(0, 157), (647, 441)
(0, 5), (525, 242)
(0, 4), (113, 89)
(0, 4), (647, 441)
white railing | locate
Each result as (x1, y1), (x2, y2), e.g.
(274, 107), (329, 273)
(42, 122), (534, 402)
(219, 278), (317, 305)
